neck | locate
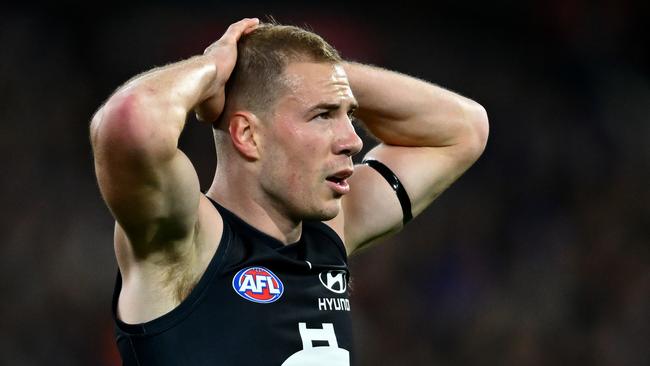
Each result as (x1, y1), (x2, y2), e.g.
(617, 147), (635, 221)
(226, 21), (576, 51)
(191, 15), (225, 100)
(206, 169), (303, 245)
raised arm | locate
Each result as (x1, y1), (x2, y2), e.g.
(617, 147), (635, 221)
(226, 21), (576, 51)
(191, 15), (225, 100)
(339, 62), (489, 254)
(90, 18), (259, 257)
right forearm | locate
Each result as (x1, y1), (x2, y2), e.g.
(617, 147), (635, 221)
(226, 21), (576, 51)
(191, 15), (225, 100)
(91, 55), (217, 161)
(116, 55), (218, 131)
(91, 18), (258, 161)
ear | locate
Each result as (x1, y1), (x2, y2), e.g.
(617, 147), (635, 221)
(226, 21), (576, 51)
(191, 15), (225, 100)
(228, 111), (261, 160)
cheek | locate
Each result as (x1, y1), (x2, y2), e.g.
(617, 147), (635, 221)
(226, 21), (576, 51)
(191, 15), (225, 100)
(285, 132), (322, 167)
(268, 121), (330, 187)
(297, 136), (330, 169)
(286, 157), (314, 187)
(267, 150), (307, 185)
(283, 154), (322, 200)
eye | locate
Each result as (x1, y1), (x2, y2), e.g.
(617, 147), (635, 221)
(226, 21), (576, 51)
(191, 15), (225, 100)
(347, 109), (357, 122)
(313, 111), (333, 120)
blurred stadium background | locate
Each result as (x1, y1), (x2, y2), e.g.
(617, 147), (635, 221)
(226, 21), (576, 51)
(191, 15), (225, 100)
(1, 1), (648, 364)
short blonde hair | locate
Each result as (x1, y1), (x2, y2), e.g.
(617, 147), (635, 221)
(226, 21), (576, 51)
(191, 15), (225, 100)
(222, 22), (342, 120)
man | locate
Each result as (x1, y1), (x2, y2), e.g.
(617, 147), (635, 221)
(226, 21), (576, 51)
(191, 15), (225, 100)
(91, 18), (488, 365)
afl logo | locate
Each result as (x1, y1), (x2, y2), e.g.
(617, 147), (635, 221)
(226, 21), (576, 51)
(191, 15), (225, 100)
(319, 270), (348, 294)
(232, 267), (284, 303)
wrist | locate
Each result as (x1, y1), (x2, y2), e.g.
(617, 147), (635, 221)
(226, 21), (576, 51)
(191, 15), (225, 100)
(191, 55), (220, 102)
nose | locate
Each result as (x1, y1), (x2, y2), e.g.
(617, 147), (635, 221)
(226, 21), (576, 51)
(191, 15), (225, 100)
(333, 117), (363, 157)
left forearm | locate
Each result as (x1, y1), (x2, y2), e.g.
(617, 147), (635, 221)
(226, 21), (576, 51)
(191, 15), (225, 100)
(343, 62), (488, 149)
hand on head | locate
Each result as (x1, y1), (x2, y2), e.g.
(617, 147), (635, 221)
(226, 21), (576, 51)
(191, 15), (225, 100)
(196, 18), (259, 123)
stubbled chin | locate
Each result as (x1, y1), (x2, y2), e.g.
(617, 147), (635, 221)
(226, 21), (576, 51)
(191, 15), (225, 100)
(309, 200), (341, 222)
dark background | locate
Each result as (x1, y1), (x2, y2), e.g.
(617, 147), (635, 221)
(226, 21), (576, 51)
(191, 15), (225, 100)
(1, 1), (648, 364)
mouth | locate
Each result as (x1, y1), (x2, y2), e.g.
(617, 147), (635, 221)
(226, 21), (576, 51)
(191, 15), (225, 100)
(325, 168), (353, 195)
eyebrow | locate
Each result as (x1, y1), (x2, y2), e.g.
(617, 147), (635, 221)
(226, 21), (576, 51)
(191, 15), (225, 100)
(308, 101), (359, 113)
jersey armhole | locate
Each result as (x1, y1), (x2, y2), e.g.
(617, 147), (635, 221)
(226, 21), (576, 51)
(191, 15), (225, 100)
(112, 211), (233, 336)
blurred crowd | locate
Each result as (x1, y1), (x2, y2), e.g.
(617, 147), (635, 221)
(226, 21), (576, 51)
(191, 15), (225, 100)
(1, 1), (648, 365)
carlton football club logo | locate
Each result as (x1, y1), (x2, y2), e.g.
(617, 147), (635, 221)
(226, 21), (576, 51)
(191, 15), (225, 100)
(232, 267), (284, 303)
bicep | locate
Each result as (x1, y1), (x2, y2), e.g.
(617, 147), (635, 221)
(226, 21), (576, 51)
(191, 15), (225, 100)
(342, 143), (473, 254)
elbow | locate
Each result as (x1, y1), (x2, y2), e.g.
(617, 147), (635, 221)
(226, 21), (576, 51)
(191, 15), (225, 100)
(90, 91), (176, 161)
(91, 91), (143, 147)
(471, 102), (490, 153)
(90, 92), (136, 148)
(459, 100), (489, 163)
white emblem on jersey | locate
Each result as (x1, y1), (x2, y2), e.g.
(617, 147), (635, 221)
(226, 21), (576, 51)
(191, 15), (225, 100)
(238, 274), (281, 294)
(319, 270), (347, 294)
(318, 297), (351, 311)
(281, 323), (349, 366)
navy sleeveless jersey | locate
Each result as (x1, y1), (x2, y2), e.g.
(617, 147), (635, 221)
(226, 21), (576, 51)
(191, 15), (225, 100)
(112, 197), (354, 365)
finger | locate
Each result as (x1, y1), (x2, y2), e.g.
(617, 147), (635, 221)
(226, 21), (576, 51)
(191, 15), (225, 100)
(242, 17), (260, 34)
(236, 18), (259, 38)
(242, 22), (259, 35)
(225, 18), (259, 39)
